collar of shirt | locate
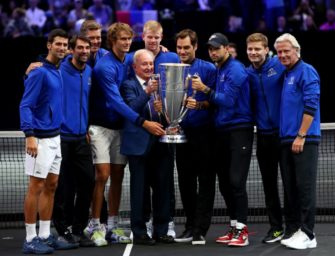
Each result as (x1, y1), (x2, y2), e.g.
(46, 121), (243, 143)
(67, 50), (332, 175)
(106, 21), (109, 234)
(136, 75), (147, 90)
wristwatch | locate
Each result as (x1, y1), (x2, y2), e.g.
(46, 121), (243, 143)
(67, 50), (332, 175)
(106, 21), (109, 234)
(203, 86), (211, 94)
(297, 133), (306, 139)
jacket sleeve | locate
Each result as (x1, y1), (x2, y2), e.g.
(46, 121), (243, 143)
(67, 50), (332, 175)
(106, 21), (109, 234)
(302, 66), (320, 117)
(19, 69), (44, 136)
(94, 64), (142, 125)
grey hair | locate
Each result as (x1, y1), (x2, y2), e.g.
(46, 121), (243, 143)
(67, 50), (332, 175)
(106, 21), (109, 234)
(274, 33), (301, 58)
(133, 49), (154, 64)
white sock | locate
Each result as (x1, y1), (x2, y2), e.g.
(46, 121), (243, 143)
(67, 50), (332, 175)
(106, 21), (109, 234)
(236, 222), (246, 230)
(230, 220), (237, 227)
(38, 220), (51, 239)
(107, 216), (118, 230)
(90, 218), (100, 226)
(25, 223), (37, 242)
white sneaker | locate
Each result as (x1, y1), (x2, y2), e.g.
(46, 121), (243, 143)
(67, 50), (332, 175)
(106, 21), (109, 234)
(84, 222), (99, 238)
(167, 221), (176, 238)
(91, 227), (108, 247)
(280, 229), (300, 246)
(145, 219), (153, 238)
(285, 229), (317, 249)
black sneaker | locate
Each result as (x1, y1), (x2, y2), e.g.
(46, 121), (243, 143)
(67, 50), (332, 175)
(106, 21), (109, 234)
(262, 229), (284, 243)
(42, 234), (78, 250)
(62, 230), (79, 245)
(73, 233), (95, 247)
(133, 234), (156, 245)
(174, 229), (193, 243)
(156, 235), (175, 244)
(192, 234), (206, 245)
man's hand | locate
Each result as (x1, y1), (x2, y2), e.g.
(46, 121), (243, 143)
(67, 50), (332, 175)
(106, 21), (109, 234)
(186, 97), (197, 109)
(153, 99), (163, 113)
(191, 75), (206, 91)
(142, 120), (165, 136)
(86, 133), (91, 143)
(292, 136), (305, 154)
(145, 79), (158, 95)
(25, 62), (43, 76)
(160, 45), (169, 53)
(26, 136), (38, 158)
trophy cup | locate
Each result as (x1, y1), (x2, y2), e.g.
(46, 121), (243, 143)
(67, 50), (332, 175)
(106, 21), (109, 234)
(158, 63), (191, 143)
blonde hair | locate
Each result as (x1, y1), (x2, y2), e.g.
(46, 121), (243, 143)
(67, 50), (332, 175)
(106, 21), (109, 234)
(274, 33), (301, 58)
(107, 22), (134, 48)
(143, 20), (163, 35)
(80, 20), (102, 34)
(246, 33), (268, 48)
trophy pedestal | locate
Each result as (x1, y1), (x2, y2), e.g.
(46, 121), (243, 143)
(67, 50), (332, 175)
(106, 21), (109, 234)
(159, 134), (187, 143)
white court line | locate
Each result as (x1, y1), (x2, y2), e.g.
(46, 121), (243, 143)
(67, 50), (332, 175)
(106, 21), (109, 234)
(123, 232), (133, 256)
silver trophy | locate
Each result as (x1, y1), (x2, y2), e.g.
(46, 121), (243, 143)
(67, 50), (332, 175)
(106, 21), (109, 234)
(158, 63), (191, 143)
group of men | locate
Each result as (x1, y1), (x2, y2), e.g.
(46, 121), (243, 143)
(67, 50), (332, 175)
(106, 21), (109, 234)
(19, 17), (320, 254)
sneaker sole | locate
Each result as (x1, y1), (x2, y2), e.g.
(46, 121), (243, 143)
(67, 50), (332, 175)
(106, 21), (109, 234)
(264, 235), (284, 243)
(174, 237), (193, 243)
(22, 248), (54, 254)
(192, 241), (206, 245)
(216, 239), (231, 244)
(286, 240), (317, 249)
(54, 244), (79, 250)
(93, 240), (108, 247)
(108, 239), (132, 244)
(228, 241), (249, 247)
(287, 244), (317, 249)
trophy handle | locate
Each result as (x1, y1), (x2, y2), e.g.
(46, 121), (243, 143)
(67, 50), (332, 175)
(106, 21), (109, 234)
(177, 73), (199, 124)
(191, 73), (199, 97)
(152, 73), (171, 125)
(178, 74), (192, 116)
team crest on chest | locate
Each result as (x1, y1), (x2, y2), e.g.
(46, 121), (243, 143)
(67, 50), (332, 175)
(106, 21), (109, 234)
(267, 68), (277, 77)
(220, 74), (225, 82)
(288, 75), (295, 85)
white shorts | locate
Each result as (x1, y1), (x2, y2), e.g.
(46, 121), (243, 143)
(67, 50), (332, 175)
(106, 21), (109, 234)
(25, 136), (62, 179)
(89, 125), (127, 165)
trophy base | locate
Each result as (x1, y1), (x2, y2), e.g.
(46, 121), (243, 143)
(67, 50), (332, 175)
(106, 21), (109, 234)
(159, 134), (187, 143)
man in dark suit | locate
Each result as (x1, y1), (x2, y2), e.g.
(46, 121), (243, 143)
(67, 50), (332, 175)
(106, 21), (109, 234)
(120, 49), (175, 245)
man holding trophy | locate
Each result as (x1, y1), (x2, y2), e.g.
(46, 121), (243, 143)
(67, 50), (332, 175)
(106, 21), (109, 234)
(120, 49), (175, 245)
(172, 29), (217, 245)
(140, 20), (179, 239)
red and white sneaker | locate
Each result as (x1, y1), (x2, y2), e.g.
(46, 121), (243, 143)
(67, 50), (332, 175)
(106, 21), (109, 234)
(228, 226), (249, 247)
(216, 226), (236, 244)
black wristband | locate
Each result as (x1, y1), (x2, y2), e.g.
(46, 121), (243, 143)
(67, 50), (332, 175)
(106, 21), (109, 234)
(297, 133), (306, 139)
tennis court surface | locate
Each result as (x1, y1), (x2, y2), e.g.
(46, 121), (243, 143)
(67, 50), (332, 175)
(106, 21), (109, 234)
(1, 223), (335, 256)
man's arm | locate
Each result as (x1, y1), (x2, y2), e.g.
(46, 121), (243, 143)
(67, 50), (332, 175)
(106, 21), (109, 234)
(25, 62), (43, 76)
(26, 136), (38, 158)
(142, 120), (165, 136)
(292, 113), (314, 154)
(20, 69), (44, 136)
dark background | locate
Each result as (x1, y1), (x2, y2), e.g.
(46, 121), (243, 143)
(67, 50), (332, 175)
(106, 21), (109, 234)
(1, 13), (334, 130)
